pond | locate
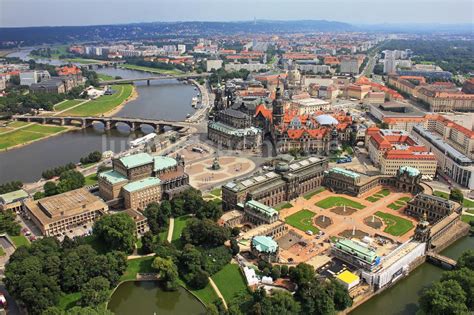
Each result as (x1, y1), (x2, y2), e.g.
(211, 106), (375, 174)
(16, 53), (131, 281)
(107, 281), (206, 315)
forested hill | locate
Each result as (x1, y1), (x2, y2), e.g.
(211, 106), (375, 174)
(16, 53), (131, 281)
(0, 20), (353, 46)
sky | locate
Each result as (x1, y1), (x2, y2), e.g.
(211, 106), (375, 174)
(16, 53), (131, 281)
(0, 0), (473, 27)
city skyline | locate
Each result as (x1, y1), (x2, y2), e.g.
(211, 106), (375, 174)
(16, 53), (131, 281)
(1, 0), (473, 27)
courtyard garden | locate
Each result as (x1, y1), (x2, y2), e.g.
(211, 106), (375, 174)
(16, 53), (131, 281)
(285, 209), (319, 234)
(275, 202), (293, 211)
(315, 196), (365, 210)
(375, 211), (414, 236)
(365, 189), (391, 203)
(387, 197), (411, 210)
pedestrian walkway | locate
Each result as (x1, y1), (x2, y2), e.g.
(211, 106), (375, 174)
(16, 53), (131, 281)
(167, 217), (175, 242)
(209, 277), (228, 309)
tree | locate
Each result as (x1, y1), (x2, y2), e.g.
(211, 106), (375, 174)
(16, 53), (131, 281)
(56, 170), (85, 193)
(44, 181), (58, 196)
(260, 291), (301, 315)
(295, 279), (335, 315)
(449, 188), (464, 204)
(93, 213), (137, 253)
(0, 210), (21, 236)
(271, 265), (281, 280)
(327, 279), (353, 310)
(280, 265), (289, 277)
(289, 263), (315, 286)
(80, 276), (110, 307)
(457, 250), (474, 270)
(181, 219), (230, 248)
(144, 202), (169, 234)
(151, 256), (179, 291)
(189, 269), (210, 290)
(441, 268), (474, 310)
(140, 231), (156, 254)
(419, 280), (468, 315)
(230, 238), (240, 256)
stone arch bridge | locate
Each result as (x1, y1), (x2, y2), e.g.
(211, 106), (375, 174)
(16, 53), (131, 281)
(12, 115), (190, 132)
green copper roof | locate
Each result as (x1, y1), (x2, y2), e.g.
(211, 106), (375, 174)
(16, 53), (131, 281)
(119, 153), (153, 169)
(123, 177), (161, 193)
(99, 170), (128, 185)
(329, 167), (360, 179)
(246, 200), (278, 217)
(399, 166), (420, 177)
(0, 189), (29, 204)
(154, 156), (177, 172)
(335, 239), (377, 263)
(252, 236), (278, 253)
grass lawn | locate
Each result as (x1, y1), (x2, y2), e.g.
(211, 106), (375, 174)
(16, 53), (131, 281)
(275, 202), (293, 211)
(62, 85), (133, 116)
(7, 121), (29, 128)
(375, 211), (414, 236)
(210, 188), (222, 197)
(303, 187), (326, 200)
(61, 58), (103, 64)
(433, 190), (449, 199)
(84, 173), (98, 186)
(119, 63), (183, 75)
(466, 209), (474, 215)
(57, 292), (81, 310)
(285, 209), (319, 234)
(120, 256), (155, 281)
(461, 215), (474, 224)
(211, 264), (250, 302)
(366, 189), (391, 203)
(171, 216), (191, 241)
(0, 246), (5, 256)
(316, 196), (365, 209)
(98, 73), (115, 81)
(54, 99), (84, 112)
(10, 235), (29, 247)
(178, 279), (219, 305)
(0, 123), (67, 150)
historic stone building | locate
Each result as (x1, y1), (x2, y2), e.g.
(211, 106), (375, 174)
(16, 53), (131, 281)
(323, 166), (425, 197)
(222, 156), (328, 210)
(243, 200), (279, 225)
(406, 193), (461, 223)
(208, 108), (263, 150)
(98, 153), (189, 210)
(251, 235), (280, 263)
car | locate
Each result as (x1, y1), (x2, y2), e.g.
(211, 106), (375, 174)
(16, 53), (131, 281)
(306, 230), (314, 236)
(24, 230), (31, 236)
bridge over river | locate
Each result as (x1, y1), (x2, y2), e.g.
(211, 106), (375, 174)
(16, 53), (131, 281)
(12, 115), (191, 132)
(99, 72), (210, 86)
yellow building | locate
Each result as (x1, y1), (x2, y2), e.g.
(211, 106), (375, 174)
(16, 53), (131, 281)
(23, 188), (108, 237)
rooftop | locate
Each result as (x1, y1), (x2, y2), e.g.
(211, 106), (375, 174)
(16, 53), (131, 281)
(154, 156), (177, 172)
(336, 270), (360, 285)
(252, 235), (279, 253)
(0, 189), (29, 205)
(246, 200), (278, 218)
(122, 177), (161, 193)
(335, 238), (377, 262)
(399, 166), (421, 177)
(119, 153), (154, 169)
(98, 170), (128, 185)
(328, 167), (360, 179)
(208, 121), (262, 137)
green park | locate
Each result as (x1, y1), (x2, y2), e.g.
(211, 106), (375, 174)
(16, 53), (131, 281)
(285, 209), (319, 234)
(375, 211), (414, 236)
(119, 63), (183, 75)
(0, 123), (68, 150)
(315, 196), (366, 210)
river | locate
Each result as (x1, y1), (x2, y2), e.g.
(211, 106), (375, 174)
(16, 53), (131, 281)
(350, 235), (474, 315)
(107, 281), (206, 315)
(0, 66), (198, 184)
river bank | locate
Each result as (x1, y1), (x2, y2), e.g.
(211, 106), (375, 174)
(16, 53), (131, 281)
(348, 221), (472, 315)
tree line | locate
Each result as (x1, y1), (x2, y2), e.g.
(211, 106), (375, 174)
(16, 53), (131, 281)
(0, 180), (23, 194)
(419, 250), (474, 314)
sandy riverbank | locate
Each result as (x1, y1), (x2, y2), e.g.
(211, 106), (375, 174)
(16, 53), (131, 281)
(103, 85), (138, 117)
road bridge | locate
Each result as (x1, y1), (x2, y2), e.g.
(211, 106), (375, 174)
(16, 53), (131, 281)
(99, 72), (210, 86)
(12, 115), (190, 132)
